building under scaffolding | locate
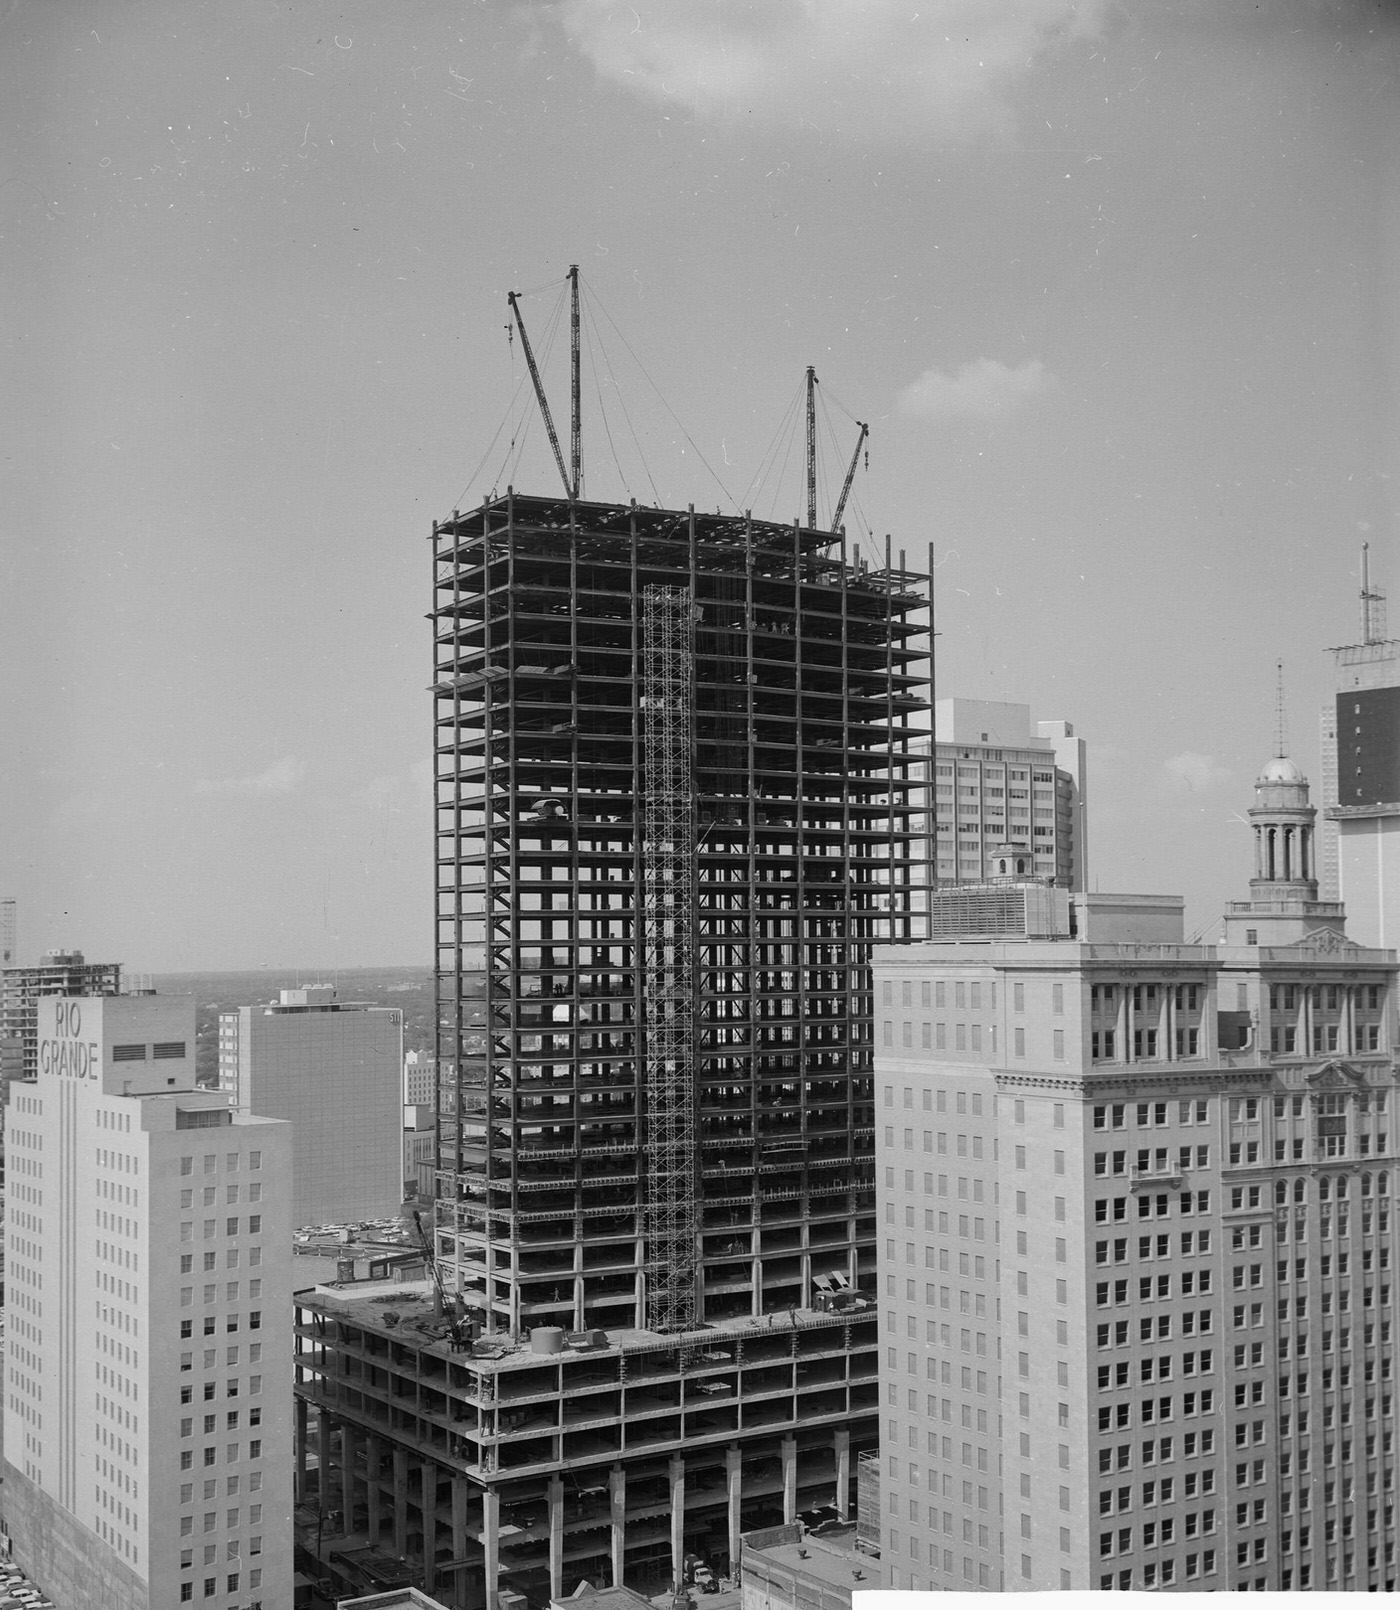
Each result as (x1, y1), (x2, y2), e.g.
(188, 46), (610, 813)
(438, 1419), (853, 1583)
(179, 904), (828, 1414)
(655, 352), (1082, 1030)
(294, 491), (929, 1608)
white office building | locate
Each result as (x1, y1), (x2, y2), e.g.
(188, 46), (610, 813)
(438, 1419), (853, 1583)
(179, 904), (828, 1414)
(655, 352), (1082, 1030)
(913, 699), (1088, 902)
(1, 992), (293, 1610)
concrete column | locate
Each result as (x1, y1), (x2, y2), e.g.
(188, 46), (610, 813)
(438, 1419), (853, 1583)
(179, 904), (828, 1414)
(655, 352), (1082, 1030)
(725, 1445), (742, 1578)
(1116, 989), (1129, 1062)
(834, 1428), (851, 1518)
(366, 1434), (383, 1543)
(549, 1474), (566, 1599)
(451, 1477), (470, 1589)
(609, 1463), (627, 1586)
(483, 1486), (501, 1610)
(392, 1447), (410, 1555)
(294, 1397), (309, 1503)
(669, 1454), (686, 1588)
(781, 1436), (798, 1522)
(574, 1273), (586, 1333)
(421, 1459), (438, 1593)
(340, 1423), (355, 1531)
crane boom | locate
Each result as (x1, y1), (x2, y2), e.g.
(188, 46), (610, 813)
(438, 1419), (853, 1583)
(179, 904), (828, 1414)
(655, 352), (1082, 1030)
(413, 1209), (469, 1351)
(805, 366), (817, 529)
(508, 290), (572, 500)
(569, 264), (582, 500)
(832, 420), (868, 535)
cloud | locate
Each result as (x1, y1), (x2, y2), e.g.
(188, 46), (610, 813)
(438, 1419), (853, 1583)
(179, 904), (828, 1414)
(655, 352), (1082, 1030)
(897, 357), (1054, 421)
(554, 0), (1112, 140)
(193, 756), (307, 797)
(1162, 752), (1230, 794)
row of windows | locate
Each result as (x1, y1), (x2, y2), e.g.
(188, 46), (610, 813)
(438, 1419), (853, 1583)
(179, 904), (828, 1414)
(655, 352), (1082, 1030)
(1093, 1191), (1211, 1223)
(1097, 1316), (1212, 1350)
(179, 1218), (262, 1240)
(177, 1441), (263, 1471)
(179, 1152), (263, 1176)
(1099, 1470), (1216, 1513)
(1097, 1274), (1213, 1305)
(1099, 1551), (1216, 1589)
(179, 1184), (263, 1207)
(1270, 983), (1384, 1012)
(1096, 1393), (1217, 1430)
(1096, 1353), (1214, 1389)
(885, 1127), (988, 1159)
(1097, 1430), (1216, 1473)
(884, 980), (997, 1010)
(885, 1086), (984, 1114)
(1093, 1149), (1202, 1177)
(180, 1407), (263, 1436)
(1095, 1231), (1213, 1262)
(1100, 1512), (1216, 1553)
(1095, 1099), (1211, 1130)
(178, 1571), (262, 1601)
(179, 1343), (262, 1374)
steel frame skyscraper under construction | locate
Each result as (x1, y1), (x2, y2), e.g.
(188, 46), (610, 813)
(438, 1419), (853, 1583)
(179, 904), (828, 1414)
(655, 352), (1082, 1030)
(433, 491), (927, 1335)
(294, 489), (929, 1607)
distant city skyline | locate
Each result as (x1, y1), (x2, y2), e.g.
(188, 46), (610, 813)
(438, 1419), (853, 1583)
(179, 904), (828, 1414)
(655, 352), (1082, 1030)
(4, 1), (1398, 971)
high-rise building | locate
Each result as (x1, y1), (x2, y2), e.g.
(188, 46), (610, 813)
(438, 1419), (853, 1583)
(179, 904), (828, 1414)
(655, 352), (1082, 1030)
(913, 699), (1087, 901)
(0, 899), (15, 965)
(1321, 551), (1400, 946)
(1, 991), (294, 1610)
(218, 987), (404, 1228)
(873, 751), (1398, 1592)
(0, 948), (122, 1093)
(292, 492), (930, 1607)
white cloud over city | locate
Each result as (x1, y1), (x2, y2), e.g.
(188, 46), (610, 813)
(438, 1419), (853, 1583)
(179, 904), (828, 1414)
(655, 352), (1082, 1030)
(555, 0), (1112, 138)
(193, 756), (308, 798)
(897, 357), (1055, 421)
(1162, 752), (1231, 794)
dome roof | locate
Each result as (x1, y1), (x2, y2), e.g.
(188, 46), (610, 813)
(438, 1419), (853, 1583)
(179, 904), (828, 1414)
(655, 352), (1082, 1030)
(1258, 755), (1305, 785)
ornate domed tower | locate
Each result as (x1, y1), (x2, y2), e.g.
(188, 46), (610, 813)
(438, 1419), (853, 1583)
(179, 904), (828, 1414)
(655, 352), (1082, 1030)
(1248, 753), (1317, 898)
(1222, 749), (1348, 945)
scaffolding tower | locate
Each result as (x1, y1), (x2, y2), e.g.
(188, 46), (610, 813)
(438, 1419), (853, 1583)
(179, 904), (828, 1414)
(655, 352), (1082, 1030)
(640, 584), (699, 1333)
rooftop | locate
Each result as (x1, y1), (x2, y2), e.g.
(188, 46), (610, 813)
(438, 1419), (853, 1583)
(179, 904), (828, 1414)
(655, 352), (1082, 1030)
(296, 1279), (872, 1370)
(741, 1523), (872, 1593)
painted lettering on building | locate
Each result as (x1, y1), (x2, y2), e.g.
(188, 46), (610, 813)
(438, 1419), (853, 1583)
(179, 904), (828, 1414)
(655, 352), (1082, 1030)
(38, 999), (99, 1080)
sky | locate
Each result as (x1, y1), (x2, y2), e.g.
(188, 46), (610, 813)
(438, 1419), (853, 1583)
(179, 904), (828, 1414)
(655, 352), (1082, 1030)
(3, 0), (1399, 971)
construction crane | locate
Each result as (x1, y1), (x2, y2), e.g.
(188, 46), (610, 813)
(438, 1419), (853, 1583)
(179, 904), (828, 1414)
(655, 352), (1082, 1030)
(508, 288), (572, 501)
(805, 366), (868, 534)
(412, 1209), (470, 1351)
(832, 420), (868, 535)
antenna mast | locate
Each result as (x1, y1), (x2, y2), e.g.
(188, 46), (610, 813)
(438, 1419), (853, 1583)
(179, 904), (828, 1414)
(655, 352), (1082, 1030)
(805, 366), (817, 529)
(1274, 660), (1287, 760)
(507, 288), (571, 500)
(569, 264), (582, 501)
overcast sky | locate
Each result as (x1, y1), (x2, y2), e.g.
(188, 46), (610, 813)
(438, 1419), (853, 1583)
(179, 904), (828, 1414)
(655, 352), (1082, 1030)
(3, 0), (1398, 971)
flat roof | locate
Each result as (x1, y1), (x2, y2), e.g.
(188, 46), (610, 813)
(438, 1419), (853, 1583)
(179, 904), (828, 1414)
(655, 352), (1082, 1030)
(743, 1529), (871, 1592)
(296, 1282), (872, 1372)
